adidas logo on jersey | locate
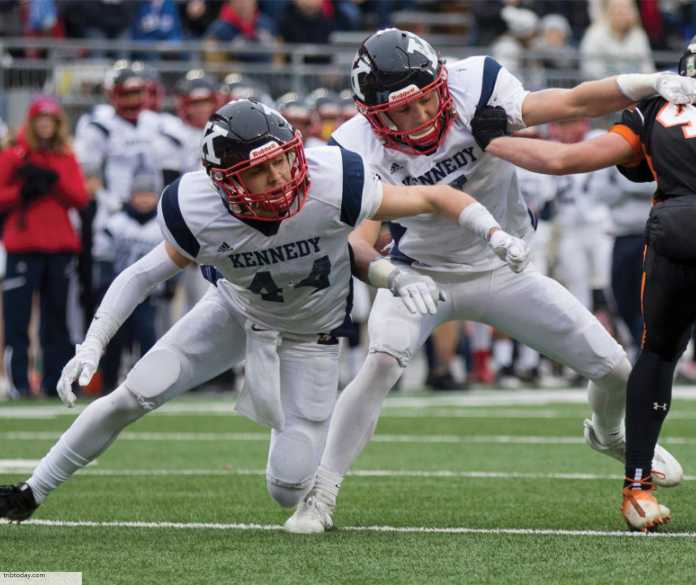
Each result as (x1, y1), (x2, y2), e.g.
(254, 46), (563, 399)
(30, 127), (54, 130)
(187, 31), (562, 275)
(217, 242), (232, 253)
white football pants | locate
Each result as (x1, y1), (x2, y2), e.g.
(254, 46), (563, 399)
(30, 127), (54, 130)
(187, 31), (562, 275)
(555, 225), (612, 310)
(28, 285), (339, 508)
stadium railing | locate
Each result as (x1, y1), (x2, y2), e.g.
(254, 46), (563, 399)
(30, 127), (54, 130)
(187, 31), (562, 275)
(0, 36), (682, 128)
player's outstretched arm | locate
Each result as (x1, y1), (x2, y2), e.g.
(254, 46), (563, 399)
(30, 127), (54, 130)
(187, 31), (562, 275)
(350, 184), (530, 316)
(521, 73), (696, 127)
(56, 242), (189, 407)
(373, 184), (529, 272)
(486, 132), (638, 175)
(371, 183), (478, 224)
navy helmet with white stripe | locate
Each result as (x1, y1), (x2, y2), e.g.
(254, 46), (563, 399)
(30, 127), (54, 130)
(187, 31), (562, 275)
(201, 99), (310, 222)
(350, 28), (455, 155)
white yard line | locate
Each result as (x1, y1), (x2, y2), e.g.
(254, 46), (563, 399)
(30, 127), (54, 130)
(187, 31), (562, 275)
(4, 386), (696, 418)
(76, 468), (694, 481)
(1, 465), (693, 482)
(16, 518), (696, 539)
(3, 430), (696, 446)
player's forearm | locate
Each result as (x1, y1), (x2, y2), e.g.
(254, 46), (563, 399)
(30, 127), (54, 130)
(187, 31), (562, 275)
(420, 185), (477, 222)
(84, 243), (183, 350)
(419, 185), (506, 241)
(567, 77), (633, 118)
(566, 73), (681, 119)
(486, 136), (573, 174)
(349, 234), (382, 282)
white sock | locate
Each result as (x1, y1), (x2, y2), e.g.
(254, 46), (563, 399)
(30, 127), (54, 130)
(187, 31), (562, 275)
(319, 352), (403, 479)
(26, 385), (146, 503)
(314, 466), (343, 509)
(588, 357), (631, 444)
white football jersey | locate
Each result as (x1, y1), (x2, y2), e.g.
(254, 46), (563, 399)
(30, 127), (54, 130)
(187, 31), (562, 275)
(331, 56), (533, 273)
(74, 106), (164, 205)
(139, 111), (204, 175)
(157, 146), (383, 336)
(516, 166), (557, 217)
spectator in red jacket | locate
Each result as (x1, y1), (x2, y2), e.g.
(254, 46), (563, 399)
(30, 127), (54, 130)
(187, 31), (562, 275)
(0, 96), (89, 399)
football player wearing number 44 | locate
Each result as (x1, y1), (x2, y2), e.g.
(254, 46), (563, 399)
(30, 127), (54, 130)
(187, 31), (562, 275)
(0, 99), (528, 523)
(469, 37), (696, 533)
(285, 28), (690, 534)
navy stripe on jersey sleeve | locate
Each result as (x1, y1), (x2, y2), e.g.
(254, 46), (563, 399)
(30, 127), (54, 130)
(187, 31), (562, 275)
(88, 120), (110, 137)
(339, 148), (365, 227)
(327, 135), (341, 147)
(160, 178), (200, 258)
(200, 265), (222, 286)
(478, 57), (502, 108)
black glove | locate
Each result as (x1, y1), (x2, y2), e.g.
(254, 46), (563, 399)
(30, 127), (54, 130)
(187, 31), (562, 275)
(20, 181), (45, 204)
(471, 105), (509, 151)
(17, 163), (59, 197)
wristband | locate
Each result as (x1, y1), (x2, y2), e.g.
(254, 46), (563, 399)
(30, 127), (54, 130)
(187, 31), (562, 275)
(616, 73), (661, 101)
(457, 202), (500, 240)
(367, 257), (399, 289)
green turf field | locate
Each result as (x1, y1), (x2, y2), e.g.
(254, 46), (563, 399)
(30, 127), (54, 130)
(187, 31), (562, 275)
(1, 390), (696, 584)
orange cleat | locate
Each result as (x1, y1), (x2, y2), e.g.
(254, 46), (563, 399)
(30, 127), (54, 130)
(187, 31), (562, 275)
(621, 478), (671, 532)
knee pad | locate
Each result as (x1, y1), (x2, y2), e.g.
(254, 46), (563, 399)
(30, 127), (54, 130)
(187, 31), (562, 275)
(592, 355), (631, 390)
(124, 347), (182, 410)
(266, 480), (310, 509)
(266, 428), (318, 508)
(108, 384), (146, 413)
(364, 351), (404, 387)
(368, 314), (420, 367)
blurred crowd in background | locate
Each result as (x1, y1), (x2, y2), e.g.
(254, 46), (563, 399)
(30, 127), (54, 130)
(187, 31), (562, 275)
(1, 0), (695, 55)
(2, 0), (696, 401)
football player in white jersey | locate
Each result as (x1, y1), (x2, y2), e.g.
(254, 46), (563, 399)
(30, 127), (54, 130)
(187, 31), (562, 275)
(284, 28), (692, 533)
(74, 63), (171, 259)
(173, 70), (222, 174)
(0, 99), (529, 523)
(549, 122), (615, 313)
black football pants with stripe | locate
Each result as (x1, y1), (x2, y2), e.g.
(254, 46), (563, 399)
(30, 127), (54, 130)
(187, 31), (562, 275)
(3, 252), (74, 397)
(625, 243), (696, 478)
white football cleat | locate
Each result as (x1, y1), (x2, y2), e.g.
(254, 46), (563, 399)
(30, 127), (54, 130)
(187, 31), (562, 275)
(583, 419), (683, 487)
(621, 485), (671, 532)
(283, 493), (335, 535)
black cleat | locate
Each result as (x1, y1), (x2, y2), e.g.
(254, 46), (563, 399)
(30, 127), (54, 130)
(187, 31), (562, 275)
(0, 483), (39, 523)
(426, 372), (469, 391)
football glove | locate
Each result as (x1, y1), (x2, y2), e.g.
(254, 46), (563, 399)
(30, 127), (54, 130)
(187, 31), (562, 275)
(389, 270), (445, 315)
(488, 230), (530, 273)
(471, 105), (509, 150)
(56, 339), (103, 408)
(655, 72), (696, 105)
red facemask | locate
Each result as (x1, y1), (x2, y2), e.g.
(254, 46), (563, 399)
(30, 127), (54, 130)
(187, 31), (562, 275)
(208, 132), (311, 222)
(355, 67), (455, 156)
(176, 92), (220, 129)
(110, 81), (147, 123)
